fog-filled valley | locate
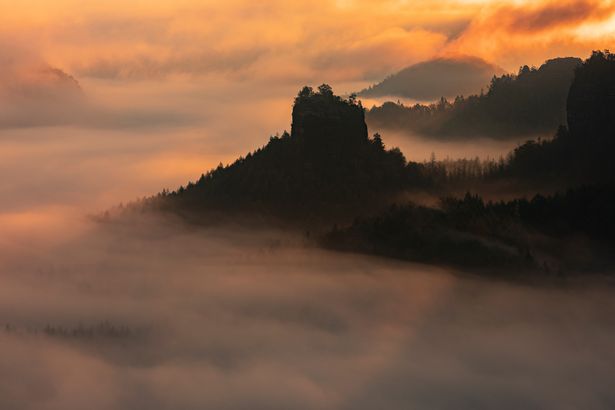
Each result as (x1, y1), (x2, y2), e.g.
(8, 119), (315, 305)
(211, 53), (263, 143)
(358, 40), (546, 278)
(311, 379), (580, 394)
(3, 1), (615, 407)
(3, 215), (615, 409)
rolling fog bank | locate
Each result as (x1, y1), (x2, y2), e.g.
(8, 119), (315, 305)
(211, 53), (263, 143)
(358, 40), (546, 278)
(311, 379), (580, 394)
(1, 215), (615, 409)
(377, 129), (522, 162)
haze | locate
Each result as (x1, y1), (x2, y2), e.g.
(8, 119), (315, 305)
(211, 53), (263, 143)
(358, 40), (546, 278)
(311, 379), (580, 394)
(2, 1), (615, 408)
(2, 217), (615, 409)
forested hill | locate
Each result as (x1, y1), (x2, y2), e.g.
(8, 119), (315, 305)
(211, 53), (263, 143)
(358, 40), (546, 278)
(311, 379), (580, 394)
(145, 85), (407, 222)
(367, 57), (582, 140)
(134, 53), (614, 226)
(124, 51), (615, 272)
(358, 56), (503, 101)
(496, 51), (615, 185)
(324, 52), (615, 273)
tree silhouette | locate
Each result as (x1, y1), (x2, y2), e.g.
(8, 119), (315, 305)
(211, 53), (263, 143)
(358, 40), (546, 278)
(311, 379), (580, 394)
(367, 57), (582, 139)
(146, 84), (407, 224)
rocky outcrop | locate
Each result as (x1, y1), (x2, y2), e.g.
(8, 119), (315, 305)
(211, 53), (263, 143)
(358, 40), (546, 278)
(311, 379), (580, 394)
(567, 51), (615, 140)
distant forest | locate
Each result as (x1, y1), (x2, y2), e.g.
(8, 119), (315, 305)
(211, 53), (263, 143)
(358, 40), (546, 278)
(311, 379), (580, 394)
(325, 184), (615, 272)
(126, 51), (615, 274)
(367, 57), (581, 139)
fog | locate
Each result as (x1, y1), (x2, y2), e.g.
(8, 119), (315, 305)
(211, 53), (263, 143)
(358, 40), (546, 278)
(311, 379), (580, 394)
(374, 129), (522, 162)
(1, 214), (615, 409)
(2, 64), (615, 409)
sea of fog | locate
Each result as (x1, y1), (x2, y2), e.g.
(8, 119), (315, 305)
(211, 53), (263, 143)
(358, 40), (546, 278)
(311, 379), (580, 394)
(1, 79), (615, 409)
(2, 216), (615, 409)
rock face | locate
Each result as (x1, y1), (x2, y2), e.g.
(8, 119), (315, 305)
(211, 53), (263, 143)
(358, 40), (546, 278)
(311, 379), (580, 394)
(500, 52), (615, 184)
(567, 51), (615, 140)
(537, 57), (582, 83)
(291, 85), (368, 147)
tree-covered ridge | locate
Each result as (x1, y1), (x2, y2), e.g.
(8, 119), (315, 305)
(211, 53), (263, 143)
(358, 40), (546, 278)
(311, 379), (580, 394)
(323, 51), (615, 272)
(149, 84), (407, 221)
(383, 52), (615, 191)
(567, 50), (615, 140)
(119, 51), (615, 273)
(492, 51), (615, 185)
(324, 184), (615, 272)
(367, 57), (582, 139)
(138, 52), (615, 225)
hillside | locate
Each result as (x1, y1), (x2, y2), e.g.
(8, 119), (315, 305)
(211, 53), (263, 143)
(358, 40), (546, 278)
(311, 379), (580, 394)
(325, 52), (615, 272)
(359, 56), (503, 101)
(145, 85), (407, 223)
(367, 57), (582, 139)
(493, 51), (615, 184)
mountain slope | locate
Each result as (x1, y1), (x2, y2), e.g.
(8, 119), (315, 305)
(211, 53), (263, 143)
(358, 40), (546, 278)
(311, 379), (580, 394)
(146, 85), (407, 224)
(359, 56), (504, 101)
(367, 57), (582, 139)
(325, 52), (615, 272)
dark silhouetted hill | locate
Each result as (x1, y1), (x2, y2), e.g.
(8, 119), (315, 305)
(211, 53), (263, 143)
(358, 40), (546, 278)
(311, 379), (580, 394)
(145, 85), (407, 223)
(491, 51), (615, 184)
(122, 52), (615, 272)
(367, 57), (582, 140)
(567, 51), (615, 140)
(324, 52), (615, 272)
(359, 56), (503, 101)
(324, 184), (615, 272)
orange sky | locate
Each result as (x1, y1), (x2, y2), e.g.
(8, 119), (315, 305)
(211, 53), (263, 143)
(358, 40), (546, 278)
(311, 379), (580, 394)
(1, 0), (614, 83)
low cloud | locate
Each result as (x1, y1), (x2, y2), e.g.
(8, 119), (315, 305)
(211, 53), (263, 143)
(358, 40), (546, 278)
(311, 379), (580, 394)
(307, 28), (447, 82)
(78, 48), (267, 80)
(2, 0), (615, 84)
(500, 0), (615, 34)
(0, 52), (200, 130)
(0, 216), (614, 409)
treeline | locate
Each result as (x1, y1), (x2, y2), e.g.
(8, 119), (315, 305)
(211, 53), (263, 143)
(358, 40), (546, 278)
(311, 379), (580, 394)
(367, 57), (581, 139)
(489, 51), (615, 185)
(136, 52), (615, 221)
(123, 51), (615, 272)
(141, 84), (407, 224)
(327, 51), (615, 272)
(324, 183), (615, 272)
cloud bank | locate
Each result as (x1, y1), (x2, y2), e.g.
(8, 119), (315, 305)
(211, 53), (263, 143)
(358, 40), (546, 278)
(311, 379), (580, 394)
(0, 217), (614, 409)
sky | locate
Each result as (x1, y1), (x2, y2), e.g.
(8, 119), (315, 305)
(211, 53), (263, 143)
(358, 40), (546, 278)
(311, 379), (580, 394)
(1, 0), (615, 233)
(2, 0), (614, 81)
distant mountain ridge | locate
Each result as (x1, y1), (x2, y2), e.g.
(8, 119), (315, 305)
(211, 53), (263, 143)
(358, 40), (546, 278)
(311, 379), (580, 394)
(359, 56), (504, 101)
(325, 52), (615, 271)
(367, 56), (583, 139)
